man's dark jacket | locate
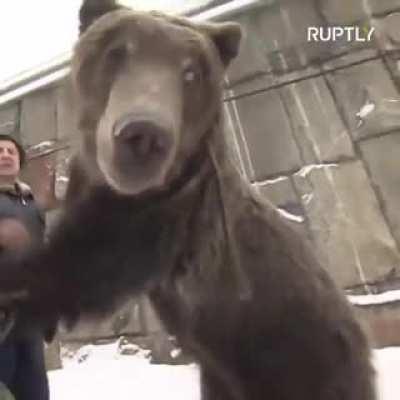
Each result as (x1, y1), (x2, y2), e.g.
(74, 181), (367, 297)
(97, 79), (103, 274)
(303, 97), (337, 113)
(0, 181), (50, 400)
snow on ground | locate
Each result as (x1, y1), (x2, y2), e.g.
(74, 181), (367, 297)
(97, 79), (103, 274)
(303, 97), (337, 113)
(48, 341), (400, 400)
(49, 340), (200, 400)
(374, 347), (400, 400)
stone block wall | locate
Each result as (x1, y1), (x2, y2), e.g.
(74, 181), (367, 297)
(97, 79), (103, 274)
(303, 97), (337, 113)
(225, 0), (400, 290)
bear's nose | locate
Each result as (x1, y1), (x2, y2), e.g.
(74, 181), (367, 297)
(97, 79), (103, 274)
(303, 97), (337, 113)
(114, 120), (172, 161)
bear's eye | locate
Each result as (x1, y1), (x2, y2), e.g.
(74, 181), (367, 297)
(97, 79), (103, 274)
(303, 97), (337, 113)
(183, 65), (201, 84)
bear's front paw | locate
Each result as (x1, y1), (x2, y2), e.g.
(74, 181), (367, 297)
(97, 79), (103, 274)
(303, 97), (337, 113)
(0, 289), (29, 314)
(0, 289), (28, 305)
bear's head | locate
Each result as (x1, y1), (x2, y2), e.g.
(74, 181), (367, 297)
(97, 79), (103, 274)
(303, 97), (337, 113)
(72, 0), (242, 196)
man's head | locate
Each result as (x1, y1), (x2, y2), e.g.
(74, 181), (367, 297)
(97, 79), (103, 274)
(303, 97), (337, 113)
(0, 135), (26, 181)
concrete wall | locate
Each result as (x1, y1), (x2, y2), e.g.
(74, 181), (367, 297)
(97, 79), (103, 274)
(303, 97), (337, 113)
(225, 0), (400, 290)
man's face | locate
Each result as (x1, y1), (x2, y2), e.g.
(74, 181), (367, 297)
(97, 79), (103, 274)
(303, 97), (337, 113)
(0, 141), (20, 179)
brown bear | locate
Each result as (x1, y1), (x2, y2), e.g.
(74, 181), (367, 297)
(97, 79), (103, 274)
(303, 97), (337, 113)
(0, 1), (376, 399)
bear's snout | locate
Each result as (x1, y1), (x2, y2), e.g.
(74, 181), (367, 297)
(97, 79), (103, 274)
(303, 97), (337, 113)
(114, 119), (173, 161)
(106, 115), (175, 194)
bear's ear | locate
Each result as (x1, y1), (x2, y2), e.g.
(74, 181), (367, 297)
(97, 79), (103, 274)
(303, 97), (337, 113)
(206, 22), (243, 68)
(79, 0), (124, 35)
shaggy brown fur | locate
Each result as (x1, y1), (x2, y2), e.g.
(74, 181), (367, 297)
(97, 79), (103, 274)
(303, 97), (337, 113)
(0, 1), (376, 399)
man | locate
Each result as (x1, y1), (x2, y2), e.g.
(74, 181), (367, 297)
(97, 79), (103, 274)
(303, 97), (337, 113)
(0, 134), (49, 400)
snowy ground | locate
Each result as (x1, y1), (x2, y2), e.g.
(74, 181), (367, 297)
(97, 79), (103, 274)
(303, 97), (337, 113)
(49, 340), (200, 400)
(47, 291), (400, 399)
(48, 340), (399, 400)
(374, 348), (400, 400)
(49, 357), (199, 400)
(49, 343), (400, 400)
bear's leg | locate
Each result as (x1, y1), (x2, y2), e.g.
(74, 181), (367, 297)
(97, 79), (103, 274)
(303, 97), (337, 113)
(200, 368), (237, 400)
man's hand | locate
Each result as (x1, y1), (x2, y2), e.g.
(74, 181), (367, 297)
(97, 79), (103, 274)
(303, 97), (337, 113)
(0, 218), (31, 252)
